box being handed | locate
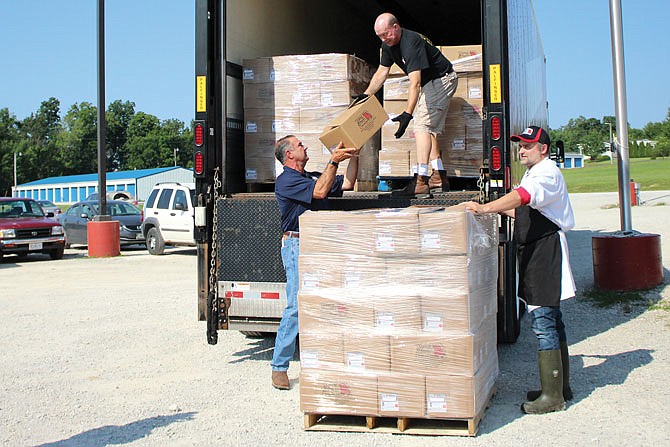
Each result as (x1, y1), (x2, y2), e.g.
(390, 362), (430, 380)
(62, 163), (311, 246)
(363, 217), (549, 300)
(319, 95), (388, 150)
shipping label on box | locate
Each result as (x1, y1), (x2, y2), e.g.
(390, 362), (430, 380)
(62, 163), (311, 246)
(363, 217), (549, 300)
(299, 332), (344, 370)
(344, 334), (390, 373)
(319, 95), (388, 150)
(378, 373), (425, 417)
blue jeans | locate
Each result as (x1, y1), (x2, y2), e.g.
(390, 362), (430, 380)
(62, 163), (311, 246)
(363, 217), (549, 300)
(271, 236), (300, 371)
(530, 306), (567, 351)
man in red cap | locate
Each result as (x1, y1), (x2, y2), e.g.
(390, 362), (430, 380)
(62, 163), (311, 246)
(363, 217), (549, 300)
(464, 125), (576, 415)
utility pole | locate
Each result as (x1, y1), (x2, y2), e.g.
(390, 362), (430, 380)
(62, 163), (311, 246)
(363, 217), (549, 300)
(174, 147), (179, 166)
(13, 151), (22, 196)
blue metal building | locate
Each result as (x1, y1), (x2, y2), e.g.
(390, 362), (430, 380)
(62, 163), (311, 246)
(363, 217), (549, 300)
(12, 167), (194, 203)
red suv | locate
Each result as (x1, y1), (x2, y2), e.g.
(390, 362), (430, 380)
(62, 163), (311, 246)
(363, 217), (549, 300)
(0, 198), (66, 261)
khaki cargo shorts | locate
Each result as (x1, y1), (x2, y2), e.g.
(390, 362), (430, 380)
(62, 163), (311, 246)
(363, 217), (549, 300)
(414, 71), (458, 135)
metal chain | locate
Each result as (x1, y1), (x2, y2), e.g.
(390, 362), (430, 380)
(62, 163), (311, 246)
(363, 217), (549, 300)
(209, 167), (221, 325)
(477, 167), (486, 204)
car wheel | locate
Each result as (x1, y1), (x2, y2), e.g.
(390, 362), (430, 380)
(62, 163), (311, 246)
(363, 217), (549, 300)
(50, 246), (65, 260)
(146, 227), (165, 255)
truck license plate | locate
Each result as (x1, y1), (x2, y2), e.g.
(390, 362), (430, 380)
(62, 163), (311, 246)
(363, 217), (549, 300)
(29, 242), (43, 251)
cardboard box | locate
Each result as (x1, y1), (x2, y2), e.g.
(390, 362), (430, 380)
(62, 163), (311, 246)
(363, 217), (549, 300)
(439, 45), (482, 72)
(298, 291), (375, 333)
(300, 371), (378, 416)
(242, 57), (274, 84)
(379, 148), (411, 177)
(300, 105), (348, 133)
(372, 294), (422, 333)
(378, 373), (425, 417)
(383, 76), (410, 101)
(390, 316), (497, 376)
(425, 353), (498, 419)
(300, 208), (421, 258)
(298, 254), (343, 290)
(421, 288), (496, 334)
(299, 331), (344, 370)
(320, 80), (367, 107)
(244, 108), (300, 134)
(344, 334), (390, 373)
(319, 95), (388, 150)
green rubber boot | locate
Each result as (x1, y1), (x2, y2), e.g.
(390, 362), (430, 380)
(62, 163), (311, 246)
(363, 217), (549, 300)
(522, 349), (566, 414)
(527, 342), (573, 401)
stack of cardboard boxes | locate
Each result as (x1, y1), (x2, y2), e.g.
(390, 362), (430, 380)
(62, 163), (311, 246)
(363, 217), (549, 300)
(298, 205), (499, 420)
(378, 44), (484, 179)
(242, 54), (379, 187)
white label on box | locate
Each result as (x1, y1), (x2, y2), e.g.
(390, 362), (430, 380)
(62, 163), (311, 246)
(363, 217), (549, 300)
(245, 169), (257, 180)
(301, 273), (319, 290)
(344, 273), (362, 289)
(321, 93), (334, 106)
(380, 393), (400, 412)
(469, 86), (482, 99)
(301, 350), (319, 369)
(376, 233), (395, 252)
(421, 231), (441, 249)
(376, 312), (396, 328)
(379, 161), (392, 175)
(245, 121), (258, 133)
(427, 394), (448, 412)
(347, 352), (365, 370)
(452, 139), (466, 150)
(423, 313), (444, 332)
(243, 69), (254, 80)
(270, 69), (277, 81)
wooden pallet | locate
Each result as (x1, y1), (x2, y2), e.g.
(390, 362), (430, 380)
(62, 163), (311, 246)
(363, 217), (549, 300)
(304, 386), (495, 437)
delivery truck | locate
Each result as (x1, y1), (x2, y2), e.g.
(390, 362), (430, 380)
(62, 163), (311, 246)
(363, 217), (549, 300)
(193, 0), (549, 344)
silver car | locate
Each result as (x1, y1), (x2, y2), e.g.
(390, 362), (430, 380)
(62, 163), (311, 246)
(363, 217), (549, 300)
(36, 200), (62, 217)
(60, 200), (145, 247)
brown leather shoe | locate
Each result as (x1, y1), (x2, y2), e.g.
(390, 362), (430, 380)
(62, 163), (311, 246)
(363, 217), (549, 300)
(428, 170), (450, 192)
(272, 370), (290, 390)
(393, 174), (431, 197)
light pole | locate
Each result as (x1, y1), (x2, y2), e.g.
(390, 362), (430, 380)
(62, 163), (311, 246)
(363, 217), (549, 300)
(173, 147), (179, 167)
(13, 151), (22, 196)
(605, 121), (613, 164)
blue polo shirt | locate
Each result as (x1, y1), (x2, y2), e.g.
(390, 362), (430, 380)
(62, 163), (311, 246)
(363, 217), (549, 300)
(275, 166), (345, 232)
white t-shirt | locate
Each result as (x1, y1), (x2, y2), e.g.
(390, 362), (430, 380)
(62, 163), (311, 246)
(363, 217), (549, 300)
(518, 157), (576, 308)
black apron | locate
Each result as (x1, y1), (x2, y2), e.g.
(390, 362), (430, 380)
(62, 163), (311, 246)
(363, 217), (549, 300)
(514, 206), (562, 307)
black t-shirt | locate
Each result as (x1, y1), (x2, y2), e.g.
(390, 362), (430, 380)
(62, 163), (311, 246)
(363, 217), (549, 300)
(275, 166), (344, 232)
(380, 28), (452, 86)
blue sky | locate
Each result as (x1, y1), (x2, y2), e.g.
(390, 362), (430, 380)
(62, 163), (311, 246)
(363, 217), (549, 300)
(0, 1), (667, 130)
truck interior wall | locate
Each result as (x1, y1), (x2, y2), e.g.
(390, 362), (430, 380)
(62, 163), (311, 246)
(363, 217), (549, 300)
(506, 0), (548, 183)
(224, 0), (482, 119)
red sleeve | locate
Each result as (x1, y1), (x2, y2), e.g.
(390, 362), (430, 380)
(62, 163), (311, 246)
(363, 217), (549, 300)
(515, 186), (531, 205)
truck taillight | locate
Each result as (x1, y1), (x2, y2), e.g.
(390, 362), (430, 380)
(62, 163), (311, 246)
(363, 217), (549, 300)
(194, 151), (204, 175)
(490, 116), (501, 140)
(491, 146), (502, 171)
(194, 122), (204, 146)
(194, 120), (206, 178)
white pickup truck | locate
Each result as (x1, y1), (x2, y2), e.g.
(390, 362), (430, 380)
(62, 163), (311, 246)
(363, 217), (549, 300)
(141, 182), (196, 255)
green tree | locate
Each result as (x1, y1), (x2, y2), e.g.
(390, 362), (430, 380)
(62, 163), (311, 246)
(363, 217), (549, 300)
(60, 102), (99, 175)
(17, 98), (64, 181)
(0, 108), (22, 195)
(106, 100), (136, 170)
(125, 112), (162, 169)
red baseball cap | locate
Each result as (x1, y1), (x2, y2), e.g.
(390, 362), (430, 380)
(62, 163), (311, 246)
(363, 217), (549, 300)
(511, 126), (550, 146)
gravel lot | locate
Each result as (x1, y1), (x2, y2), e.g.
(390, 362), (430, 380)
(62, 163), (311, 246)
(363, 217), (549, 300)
(1, 191), (669, 447)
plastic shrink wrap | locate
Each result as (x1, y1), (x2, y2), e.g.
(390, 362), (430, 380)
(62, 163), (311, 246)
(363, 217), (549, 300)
(242, 53), (378, 187)
(298, 204), (499, 419)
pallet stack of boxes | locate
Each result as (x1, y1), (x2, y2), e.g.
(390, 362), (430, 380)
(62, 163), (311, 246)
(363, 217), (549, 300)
(378, 44), (484, 179)
(298, 204), (499, 421)
(242, 53), (379, 189)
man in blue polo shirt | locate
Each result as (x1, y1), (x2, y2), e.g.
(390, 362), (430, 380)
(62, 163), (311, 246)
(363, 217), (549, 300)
(271, 135), (359, 390)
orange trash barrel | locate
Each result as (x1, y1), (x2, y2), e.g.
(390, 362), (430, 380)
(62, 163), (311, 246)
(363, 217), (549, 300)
(87, 220), (120, 257)
(592, 232), (663, 291)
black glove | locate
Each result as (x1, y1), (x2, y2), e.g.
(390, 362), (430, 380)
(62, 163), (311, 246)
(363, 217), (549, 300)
(349, 93), (369, 108)
(391, 111), (413, 138)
